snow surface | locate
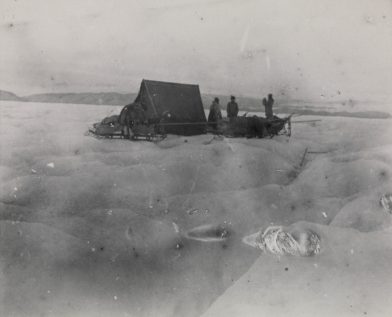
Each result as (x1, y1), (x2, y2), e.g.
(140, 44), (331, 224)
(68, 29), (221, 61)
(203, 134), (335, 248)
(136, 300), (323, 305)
(1, 101), (392, 317)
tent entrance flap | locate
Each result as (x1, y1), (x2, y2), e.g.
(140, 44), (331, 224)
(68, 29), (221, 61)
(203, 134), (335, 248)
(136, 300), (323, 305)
(134, 79), (207, 135)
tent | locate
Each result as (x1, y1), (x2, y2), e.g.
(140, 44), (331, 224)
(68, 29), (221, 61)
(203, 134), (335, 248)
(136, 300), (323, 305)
(133, 79), (207, 135)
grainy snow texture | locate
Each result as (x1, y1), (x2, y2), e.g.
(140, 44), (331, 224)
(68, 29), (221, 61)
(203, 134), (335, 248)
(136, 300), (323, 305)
(1, 101), (392, 317)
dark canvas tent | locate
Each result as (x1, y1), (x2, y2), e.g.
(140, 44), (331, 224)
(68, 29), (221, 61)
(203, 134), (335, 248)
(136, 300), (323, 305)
(133, 79), (207, 135)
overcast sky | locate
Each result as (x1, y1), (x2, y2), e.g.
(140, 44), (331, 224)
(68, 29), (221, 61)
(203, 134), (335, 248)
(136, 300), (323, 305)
(1, 0), (391, 101)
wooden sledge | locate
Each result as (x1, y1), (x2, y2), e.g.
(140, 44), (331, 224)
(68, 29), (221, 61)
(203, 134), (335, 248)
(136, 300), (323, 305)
(212, 115), (292, 138)
(88, 115), (292, 141)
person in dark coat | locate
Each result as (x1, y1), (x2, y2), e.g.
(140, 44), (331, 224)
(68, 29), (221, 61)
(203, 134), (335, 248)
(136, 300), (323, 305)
(262, 93), (274, 119)
(227, 95), (239, 120)
(208, 97), (222, 130)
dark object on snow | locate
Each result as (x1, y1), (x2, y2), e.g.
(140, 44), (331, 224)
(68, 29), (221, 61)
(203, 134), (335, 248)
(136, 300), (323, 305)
(89, 80), (291, 141)
(134, 79), (207, 136)
(118, 102), (147, 138)
(227, 96), (239, 119)
(90, 79), (207, 140)
(208, 98), (223, 130)
(262, 93), (274, 119)
(119, 103), (146, 126)
(213, 114), (292, 138)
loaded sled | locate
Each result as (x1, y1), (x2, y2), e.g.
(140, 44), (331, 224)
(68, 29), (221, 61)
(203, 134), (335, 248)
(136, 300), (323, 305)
(89, 113), (291, 140)
(88, 114), (167, 141)
(88, 79), (291, 141)
(212, 115), (292, 138)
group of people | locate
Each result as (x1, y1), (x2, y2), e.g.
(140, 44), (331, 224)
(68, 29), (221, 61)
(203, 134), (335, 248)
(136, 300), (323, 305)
(207, 93), (275, 128)
(120, 93), (276, 135)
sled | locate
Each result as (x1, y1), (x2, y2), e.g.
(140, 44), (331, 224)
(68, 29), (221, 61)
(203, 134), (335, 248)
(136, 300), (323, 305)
(89, 113), (291, 141)
(212, 115), (292, 138)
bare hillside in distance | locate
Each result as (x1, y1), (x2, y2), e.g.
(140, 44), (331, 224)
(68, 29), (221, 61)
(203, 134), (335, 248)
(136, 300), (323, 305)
(0, 90), (390, 119)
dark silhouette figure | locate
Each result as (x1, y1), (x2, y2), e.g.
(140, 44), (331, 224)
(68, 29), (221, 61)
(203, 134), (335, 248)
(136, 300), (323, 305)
(208, 97), (222, 130)
(227, 95), (239, 119)
(262, 93), (274, 119)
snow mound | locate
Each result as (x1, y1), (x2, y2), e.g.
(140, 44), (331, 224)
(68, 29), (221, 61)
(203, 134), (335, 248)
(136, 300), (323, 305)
(331, 192), (392, 232)
(293, 157), (392, 198)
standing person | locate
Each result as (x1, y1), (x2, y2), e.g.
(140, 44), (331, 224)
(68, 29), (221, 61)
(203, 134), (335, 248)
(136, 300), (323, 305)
(208, 97), (222, 130)
(262, 93), (274, 119)
(227, 95), (239, 120)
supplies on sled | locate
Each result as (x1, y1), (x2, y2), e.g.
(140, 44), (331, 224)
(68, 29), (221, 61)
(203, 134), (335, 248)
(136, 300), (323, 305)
(91, 115), (122, 136)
